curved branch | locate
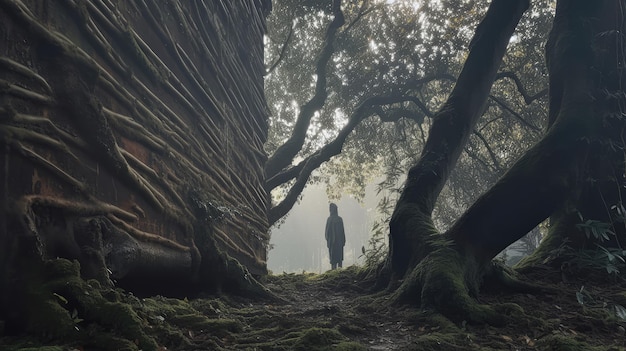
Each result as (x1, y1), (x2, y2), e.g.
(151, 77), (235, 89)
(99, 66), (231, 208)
(404, 73), (457, 90)
(267, 72), (459, 192)
(266, 111), (422, 192)
(495, 71), (548, 104)
(371, 94), (434, 123)
(488, 94), (541, 132)
(268, 95), (419, 225)
(373, 107), (425, 124)
(265, 94), (432, 194)
(264, 0), (345, 179)
(463, 146), (496, 174)
(343, 1), (376, 33)
(265, 20), (295, 76)
(472, 129), (503, 173)
(402, 96), (436, 118)
(265, 162), (303, 191)
(398, 0), (529, 215)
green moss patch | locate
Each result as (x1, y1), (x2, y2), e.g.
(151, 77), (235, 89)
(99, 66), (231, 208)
(5, 258), (157, 351)
(3, 262), (626, 350)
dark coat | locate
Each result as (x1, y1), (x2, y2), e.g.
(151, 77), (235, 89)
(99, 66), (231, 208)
(325, 210), (345, 264)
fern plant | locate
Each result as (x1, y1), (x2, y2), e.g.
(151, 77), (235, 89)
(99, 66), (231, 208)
(563, 212), (626, 276)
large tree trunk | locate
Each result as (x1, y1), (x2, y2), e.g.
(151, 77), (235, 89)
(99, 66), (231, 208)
(387, 0), (625, 323)
(0, 0), (270, 292)
(520, 0), (626, 267)
(388, 0), (530, 278)
(0, 0), (272, 343)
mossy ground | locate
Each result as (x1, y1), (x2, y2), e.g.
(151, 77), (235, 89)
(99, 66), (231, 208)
(1, 264), (626, 350)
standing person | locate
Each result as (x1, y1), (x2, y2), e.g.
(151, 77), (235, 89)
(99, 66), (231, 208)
(325, 203), (345, 270)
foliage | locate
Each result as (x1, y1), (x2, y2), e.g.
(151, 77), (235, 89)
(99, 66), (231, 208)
(360, 219), (388, 268)
(575, 286), (626, 323)
(264, 0), (554, 227)
(562, 244), (626, 276)
(553, 215), (626, 276)
(576, 214), (615, 242)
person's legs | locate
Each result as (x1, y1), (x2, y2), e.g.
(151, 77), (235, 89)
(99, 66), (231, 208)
(331, 262), (337, 270)
(338, 261), (342, 268)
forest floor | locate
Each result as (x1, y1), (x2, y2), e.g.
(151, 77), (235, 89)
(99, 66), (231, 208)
(2, 264), (626, 350)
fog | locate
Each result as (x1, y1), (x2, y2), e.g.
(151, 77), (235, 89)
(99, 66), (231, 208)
(267, 184), (380, 273)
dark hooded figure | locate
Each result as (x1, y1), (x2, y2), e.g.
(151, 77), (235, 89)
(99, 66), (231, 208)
(325, 203), (346, 270)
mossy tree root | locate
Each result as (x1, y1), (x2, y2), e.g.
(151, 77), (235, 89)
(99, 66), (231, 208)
(391, 248), (518, 326)
(17, 258), (158, 351)
(482, 261), (555, 295)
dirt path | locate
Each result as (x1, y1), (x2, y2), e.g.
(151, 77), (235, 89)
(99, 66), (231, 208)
(212, 270), (419, 350)
(258, 272), (416, 350)
(171, 267), (626, 350)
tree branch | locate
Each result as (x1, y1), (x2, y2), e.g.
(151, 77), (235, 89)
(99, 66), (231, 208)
(398, 0), (529, 215)
(265, 162), (303, 191)
(373, 107), (425, 124)
(265, 85), (434, 191)
(268, 94), (421, 225)
(495, 71), (548, 104)
(463, 146), (496, 174)
(264, 0), (345, 179)
(445, 0), (613, 264)
(488, 94), (541, 132)
(343, 0), (376, 33)
(265, 20), (295, 76)
(371, 95), (434, 123)
(404, 73), (457, 90)
(265, 93), (432, 193)
(472, 129), (503, 172)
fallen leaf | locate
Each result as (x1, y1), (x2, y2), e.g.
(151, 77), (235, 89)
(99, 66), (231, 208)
(500, 335), (513, 342)
(521, 335), (535, 346)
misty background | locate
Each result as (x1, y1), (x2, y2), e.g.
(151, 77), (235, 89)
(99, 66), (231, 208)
(267, 183), (382, 273)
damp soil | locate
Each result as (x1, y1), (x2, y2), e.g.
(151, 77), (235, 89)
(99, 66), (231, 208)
(2, 265), (626, 350)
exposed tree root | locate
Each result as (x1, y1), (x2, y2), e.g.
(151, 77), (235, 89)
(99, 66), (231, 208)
(218, 254), (286, 303)
(11, 258), (159, 351)
(390, 248), (534, 326)
(481, 261), (557, 295)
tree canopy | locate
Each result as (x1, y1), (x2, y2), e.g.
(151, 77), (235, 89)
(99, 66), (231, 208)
(265, 0), (626, 324)
(264, 0), (553, 229)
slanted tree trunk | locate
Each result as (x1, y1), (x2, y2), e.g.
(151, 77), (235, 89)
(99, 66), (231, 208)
(387, 0), (531, 277)
(520, 0), (626, 267)
(387, 0), (625, 323)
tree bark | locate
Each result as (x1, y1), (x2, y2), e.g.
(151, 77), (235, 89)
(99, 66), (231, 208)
(387, 0), (626, 323)
(389, 0), (530, 277)
(521, 0), (626, 266)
